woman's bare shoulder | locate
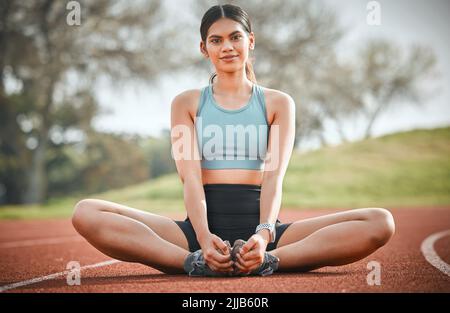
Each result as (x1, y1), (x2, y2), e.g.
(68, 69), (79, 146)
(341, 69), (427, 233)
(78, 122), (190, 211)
(259, 85), (294, 104)
(259, 86), (295, 123)
(171, 89), (203, 120)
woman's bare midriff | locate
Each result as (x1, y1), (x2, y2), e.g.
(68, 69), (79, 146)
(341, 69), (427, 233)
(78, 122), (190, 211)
(201, 168), (264, 186)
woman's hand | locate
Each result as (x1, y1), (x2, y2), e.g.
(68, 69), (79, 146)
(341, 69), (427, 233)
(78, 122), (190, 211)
(234, 233), (268, 274)
(198, 233), (234, 273)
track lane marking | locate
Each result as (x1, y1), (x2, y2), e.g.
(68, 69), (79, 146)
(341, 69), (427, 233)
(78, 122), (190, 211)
(420, 229), (450, 277)
(0, 259), (121, 292)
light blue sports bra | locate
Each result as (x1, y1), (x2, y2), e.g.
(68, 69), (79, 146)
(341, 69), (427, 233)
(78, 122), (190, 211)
(195, 83), (269, 170)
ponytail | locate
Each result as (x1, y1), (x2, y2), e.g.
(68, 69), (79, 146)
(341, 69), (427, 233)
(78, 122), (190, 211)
(245, 60), (257, 84)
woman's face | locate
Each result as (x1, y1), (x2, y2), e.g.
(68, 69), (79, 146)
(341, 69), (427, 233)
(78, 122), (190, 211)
(201, 18), (254, 74)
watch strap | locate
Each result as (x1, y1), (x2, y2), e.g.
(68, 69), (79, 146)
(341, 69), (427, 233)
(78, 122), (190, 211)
(255, 223), (276, 243)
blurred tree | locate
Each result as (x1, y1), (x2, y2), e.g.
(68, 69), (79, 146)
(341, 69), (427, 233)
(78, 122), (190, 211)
(357, 40), (437, 139)
(307, 55), (363, 145)
(0, 0), (190, 204)
(0, 92), (31, 203)
(308, 40), (437, 142)
(144, 129), (176, 179)
(66, 131), (148, 195)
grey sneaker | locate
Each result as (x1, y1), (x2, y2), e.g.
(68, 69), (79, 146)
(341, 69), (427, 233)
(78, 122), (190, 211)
(253, 251), (280, 276)
(231, 239), (248, 276)
(183, 240), (232, 277)
(231, 239), (246, 263)
(231, 239), (280, 276)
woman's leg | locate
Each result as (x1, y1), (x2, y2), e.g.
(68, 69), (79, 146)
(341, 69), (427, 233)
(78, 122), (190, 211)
(271, 208), (395, 272)
(71, 199), (190, 274)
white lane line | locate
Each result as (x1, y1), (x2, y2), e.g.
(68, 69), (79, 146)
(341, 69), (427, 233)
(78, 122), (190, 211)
(0, 236), (84, 248)
(0, 259), (122, 293)
(420, 229), (450, 277)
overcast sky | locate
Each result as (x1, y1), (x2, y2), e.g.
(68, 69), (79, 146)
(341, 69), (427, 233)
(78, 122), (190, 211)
(93, 0), (450, 151)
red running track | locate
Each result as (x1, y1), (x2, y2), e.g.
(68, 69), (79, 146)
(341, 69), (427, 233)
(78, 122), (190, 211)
(0, 207), (449, 293)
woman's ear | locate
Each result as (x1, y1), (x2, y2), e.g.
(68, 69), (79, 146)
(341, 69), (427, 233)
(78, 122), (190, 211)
(200, 41), (209, 58)
(249, 32), (255, 50)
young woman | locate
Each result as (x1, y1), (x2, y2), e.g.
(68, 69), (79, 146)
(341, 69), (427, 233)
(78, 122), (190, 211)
(72, 4), (395, 277)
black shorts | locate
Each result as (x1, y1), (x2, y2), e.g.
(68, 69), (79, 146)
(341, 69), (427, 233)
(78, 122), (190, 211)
(174, 184), (292, 252)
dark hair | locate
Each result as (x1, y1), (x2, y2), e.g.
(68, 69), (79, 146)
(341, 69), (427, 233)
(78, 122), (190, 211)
(200, 4), (257, 85)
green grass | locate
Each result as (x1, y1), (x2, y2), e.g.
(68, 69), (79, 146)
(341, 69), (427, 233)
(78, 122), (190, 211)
(283, 127), (450, 208)
(1, 127), (449, 219)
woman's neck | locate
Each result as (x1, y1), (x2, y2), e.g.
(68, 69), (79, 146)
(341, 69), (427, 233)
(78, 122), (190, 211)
(212, 72), (253, 97)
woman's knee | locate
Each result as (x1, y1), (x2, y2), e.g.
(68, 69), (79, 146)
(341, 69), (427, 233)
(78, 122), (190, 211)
(72, 199), (101, 236)
(365, 208), (396, 247)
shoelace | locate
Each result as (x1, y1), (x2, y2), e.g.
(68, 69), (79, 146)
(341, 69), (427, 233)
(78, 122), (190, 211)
(193, 260), (205, 268)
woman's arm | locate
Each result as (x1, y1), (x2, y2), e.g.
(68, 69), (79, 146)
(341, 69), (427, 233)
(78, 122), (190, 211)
(171, 91), (233, 273)
(170, 91), (210, 241)
(258, 92), (296, 243)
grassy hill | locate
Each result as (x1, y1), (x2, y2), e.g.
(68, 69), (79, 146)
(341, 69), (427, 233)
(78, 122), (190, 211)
(1, 127), (449, 219)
